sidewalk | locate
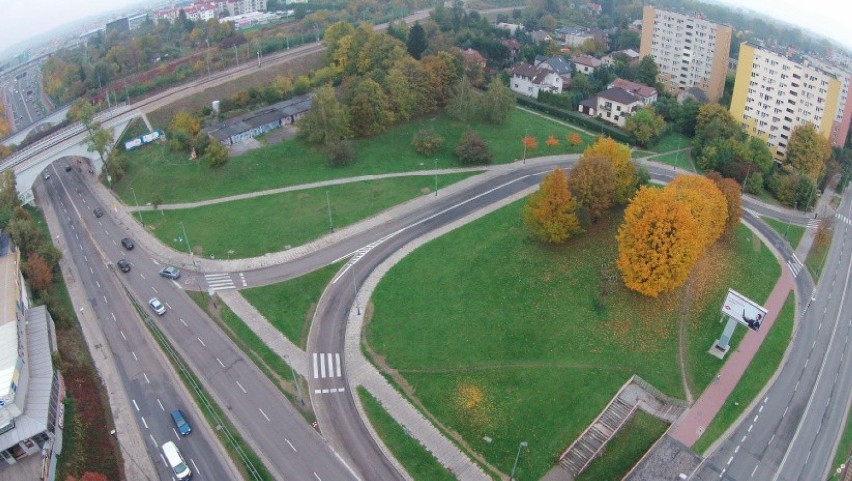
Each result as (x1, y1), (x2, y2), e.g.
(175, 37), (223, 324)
(669, 267), (795, 446)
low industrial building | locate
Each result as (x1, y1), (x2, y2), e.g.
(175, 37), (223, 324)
(205, 93), (313, 146)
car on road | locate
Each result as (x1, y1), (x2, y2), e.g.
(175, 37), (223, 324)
(64, 164), (72, 172)
(116, 259), (131, 273)
(159, 266), (181, 280)
(162, 441), (191, 480)
(148, 297), (166, 316)
(170, 409), (191, 436)
(93, 207), (104, 218)
(121, 238), (134, 250)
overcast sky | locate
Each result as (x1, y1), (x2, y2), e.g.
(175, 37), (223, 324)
(0, 0), (850, 57)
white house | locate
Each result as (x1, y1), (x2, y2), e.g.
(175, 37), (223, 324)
(534, 56), (573, 88)
(578, 87), (643, 127)
(608, 78), (658, 105)
(510, 63), (563, 98)
(572, 54), (602, 75)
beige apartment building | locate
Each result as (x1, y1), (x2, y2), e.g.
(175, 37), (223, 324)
(639, 6), (732, 102)
(730, 43), (841, 161)
(805, 56), (852, 147)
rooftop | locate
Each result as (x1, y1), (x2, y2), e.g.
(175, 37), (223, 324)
(0, 234), (20, 403)
(609, 78), (657, 98)
(572, 54), (602, 67)
(598, 87), (642, 105)
(205, 93), (313, 142)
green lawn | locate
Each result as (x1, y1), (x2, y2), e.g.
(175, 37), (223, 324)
(762, 217), (806, 250)
(650, 149), (695, 172)
(576, 411), (669, 481)
(145, 173), (478, 259)
(366, 201), (780, 479)
(805, 234), (832, 281)
(827, 409), (852, 481)
(112, 108), (595, 205)
(651, 132), (690, 153)
(241, 262), (343, 347)
(358, 387), (457, 481)
(692, 292), (795, 454)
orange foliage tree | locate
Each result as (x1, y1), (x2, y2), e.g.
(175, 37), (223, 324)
(583, 136), (637, 204)
(569, 153), (616, 222)
(706, 172), (743, 236)
(523, 167), (583, 244)
(522, 134), (538, 151)
(25, 253), (53, 293)
(667, 175), (728, 249)
(567, 132), (582, 147)
(616, 187), (703, 297)
(546, 134), (559, 147)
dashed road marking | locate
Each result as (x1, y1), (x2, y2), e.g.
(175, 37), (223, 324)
(286, 439), (297, 452)
(259, 408), (270, 422)
(132, 399), (140, 411)
(236, 381), (247, 394)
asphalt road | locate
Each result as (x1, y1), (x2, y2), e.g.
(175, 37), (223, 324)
(38, 162), (237, 481)
(47, 165), (360, 481)
(1, 63), (45, 132)
(692, 189), (851, 481)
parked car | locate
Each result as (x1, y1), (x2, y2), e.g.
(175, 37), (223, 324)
(170, 409), (191, 436)
(121, 238), (134, 250)
(116, 259), (131, 273)
(93, 207), (104, 218)
(159, 266), (181, 280)
(148, 297), (166, 316)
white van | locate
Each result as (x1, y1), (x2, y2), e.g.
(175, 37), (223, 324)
(162, 441), (192, 479)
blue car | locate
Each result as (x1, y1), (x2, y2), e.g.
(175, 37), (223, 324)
(170, 409), (191, 436)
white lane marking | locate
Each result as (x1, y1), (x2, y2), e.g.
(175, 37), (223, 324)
(727, 456), (734, 465)
(111, 312), (116, 322)
(112, 239), (116, 246)
(173, 428), (180, 440)
(783, 406), (789, 418)
(141, 416), (148, 429)
(165, 302), (172, 309)
(314, 472), (322, 481)
(103, 295), (107, 303)
(180, 318), (188, 327)
(719, 469), (726, 479)
(769, 434), (775, 445)
(140, 273), (145, 279)
(336, 353), (341, 377)
(758, 405), (763, 413)
(95, 281), (100, 288)
(172, 280), (183, 290)
(327, 353), (333, 377)
(794, 381), (799, 391)
(132, 399), (140, 411)
(286, 439), (297, 452)
(90, 267), (93, 274)
(151, 286), (158, 293)
(143, 373), (150, 384)
(741, 435), (747, 443)
(153, 435), (160, 447)
(132, 351), (138, 361)
(84, 255), (87, 262)
(197, 337), (205, 347)
(313, 353), (318, 378)
(752, 465), (759, 477)
(748, 424), (753, 432)
(120, 330), (127, 341)
(320, 353), (326, 378)
(236, 381), (247, 394)
(157, 399), (165, 411)
(735, 445), (740, 453)
(191, 459), (200, 476)
(258, 408), (270, 422)
(217, 358), (225, 368)
(151, 259), (161, 266)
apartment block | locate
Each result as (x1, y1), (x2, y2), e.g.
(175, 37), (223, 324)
(639, 6), (732, 102)
(805, 56), (852, 147)
(730, 44), (841, 160)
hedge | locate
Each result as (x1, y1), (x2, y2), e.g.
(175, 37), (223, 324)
(516, 95), (634, 144)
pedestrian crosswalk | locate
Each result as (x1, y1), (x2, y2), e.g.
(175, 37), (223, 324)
(808, 218), (822, 229)
(205, 273), (236, 291)
(835, 213), (851, 226)
(312, 352), (342, 379)
(787, 254), (804, 277)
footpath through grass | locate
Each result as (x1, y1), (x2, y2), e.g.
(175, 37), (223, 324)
(762, 217), (806, 250)
(241, 262), (342, 347)
(145, 173), (478, 259)
(366, 200), (779, 480)
(692, 292), (795, 454)
(358, 387), (457, 481)
(576, 411), (669, 481)
(113, 108), (595, 205)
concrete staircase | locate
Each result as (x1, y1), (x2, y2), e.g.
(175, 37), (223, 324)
(541, 376), (688, 481)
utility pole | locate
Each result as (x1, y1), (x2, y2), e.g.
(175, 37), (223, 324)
(131, 187), (143, 226)
(257, 48), (261, 68)
(283, 354), (305, 406)
(434, 158), (439, 197)
(522, 128), (528, 164)
(326, 191), (334, 233)
(234, 45), (239, 67)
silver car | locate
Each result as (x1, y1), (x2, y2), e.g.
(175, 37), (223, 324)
(149, 297), (166, 316)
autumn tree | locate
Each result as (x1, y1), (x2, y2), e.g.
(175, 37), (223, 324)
(522, 134), (538, 154)
(298, 85), (351, 146)
(546, 135), (559, 147)
(204, 140), (229, 168)
(411, 129), (444, 156)
(616, 187), (702, 297)
(26, 253), (53, 293)
(454, 132), (492, 164)
(348, 78), (394, 137)
(583, 136), (637, 204)
(85, 123), (114, 165)
(706, 172), (743, 236)
(568, 153), (616, 222)
(785, 123), (832, 181)
(625, 107), (667, 147)
(567, 132), (582, 147)
(667, 175), (728, 249)
(523, 167), (582, 243)
(384, 57), (426, 121)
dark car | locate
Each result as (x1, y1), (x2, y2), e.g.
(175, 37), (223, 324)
(64, 164), (72, 172)
(93, 207), (104, 218)
(170, 409), (191, 436)
(121, 238), (134, 250)
(116, 259), (131, 273)
(159, 266), (181, 280)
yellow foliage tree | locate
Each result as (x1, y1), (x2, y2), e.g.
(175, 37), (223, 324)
(667, 175), (728, 249)
(583, 136), (637, 204)
(567, 132), (582, 147)
(169, 111), (201, 137)
(523, 167), (583, 243)
(616, 187), (703, 297)
(569, 153), (616, 222)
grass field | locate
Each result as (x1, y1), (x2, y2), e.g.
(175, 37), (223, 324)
(827, 410), (852, 481)
(692, 292), (795, 454)
(241, 262), (343, 347)
(358, 387), (457, 481)
(144, 173), (478, 259)
(366, 201), (779, 479)
(113, 108), (596, 205)
(805, 227), (832, 281)
(651, 132), (690, 153)
(762, 217), (806, 250)
(650, 149), (695, 171)
(576, 411), (669, 481)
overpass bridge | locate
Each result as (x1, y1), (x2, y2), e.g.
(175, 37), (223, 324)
(1, 105), (144, 204)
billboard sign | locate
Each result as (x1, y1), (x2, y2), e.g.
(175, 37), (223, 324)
(721, 288), (768, 332)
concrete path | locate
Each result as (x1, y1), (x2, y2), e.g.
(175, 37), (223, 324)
(669, 267), (795, 446)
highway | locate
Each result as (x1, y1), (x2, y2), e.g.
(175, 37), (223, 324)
(0, 62), (46, 132)
(43, 164), (362, 480)
(37, 163), (238, 481)
(692, 189), (851, 481)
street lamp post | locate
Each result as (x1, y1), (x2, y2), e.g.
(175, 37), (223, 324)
(509, 441), (528, 481)
(180, 221), (203, 291)
(522, 129), (528, 164)
(326, 191), (334, 233)
(434, 158), (438, 197)
(130, 187), (143, 226)
(283, 354), (305, 406)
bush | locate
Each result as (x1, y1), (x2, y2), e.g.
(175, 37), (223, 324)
(411, 129), (444, 156)
(745, 172), (762, 195)
(515, 95), (633, 143)
(326, 140), (356, 166)
(453, 132), (493, 165)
